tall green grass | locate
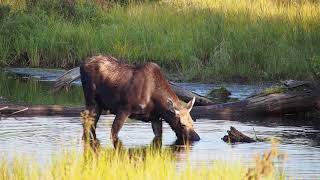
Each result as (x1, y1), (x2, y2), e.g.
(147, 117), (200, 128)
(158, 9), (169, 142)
(1, 0), (320, 82)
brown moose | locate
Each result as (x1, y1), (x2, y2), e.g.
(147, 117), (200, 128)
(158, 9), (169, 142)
(54, 55), (200, 143)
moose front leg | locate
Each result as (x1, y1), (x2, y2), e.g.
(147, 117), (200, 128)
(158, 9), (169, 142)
(111, 111), (129, 142)
(151, 118), (163, 138)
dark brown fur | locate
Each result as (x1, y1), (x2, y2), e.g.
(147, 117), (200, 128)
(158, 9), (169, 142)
(80, 55), (200, 142)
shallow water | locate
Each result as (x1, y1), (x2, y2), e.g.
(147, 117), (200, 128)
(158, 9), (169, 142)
(1, 69), (320, 179)
(1, 116), (320, 179)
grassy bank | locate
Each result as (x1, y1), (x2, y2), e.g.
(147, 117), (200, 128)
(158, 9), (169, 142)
(0, 142), (284, 180)
(1, 0), (320, 82)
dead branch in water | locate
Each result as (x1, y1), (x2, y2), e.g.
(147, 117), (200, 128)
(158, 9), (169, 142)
(222, 126), (256, 143)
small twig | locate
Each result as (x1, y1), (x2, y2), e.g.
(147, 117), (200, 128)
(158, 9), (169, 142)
(9, 108), (28, 116)
(253, 127), (258, 140)
(0, 106), (8, 111)
(0, 106), (9, 120)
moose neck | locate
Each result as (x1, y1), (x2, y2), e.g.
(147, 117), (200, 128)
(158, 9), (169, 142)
(162, 111), (183, 138)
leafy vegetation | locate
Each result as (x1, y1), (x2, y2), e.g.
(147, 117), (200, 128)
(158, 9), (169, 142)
(0, 0), (320, 82)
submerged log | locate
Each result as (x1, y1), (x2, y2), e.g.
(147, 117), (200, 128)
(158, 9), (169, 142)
(222, 126), (256, 143)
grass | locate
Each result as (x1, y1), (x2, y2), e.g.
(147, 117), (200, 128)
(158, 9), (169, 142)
(1, 0), (320, 82)
(0, 140), (285, 180)
(263, 85), (286, 94)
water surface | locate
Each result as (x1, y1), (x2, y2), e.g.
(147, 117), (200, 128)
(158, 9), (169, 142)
(1, 116), (320, 179)
(1, 69), (320, 179)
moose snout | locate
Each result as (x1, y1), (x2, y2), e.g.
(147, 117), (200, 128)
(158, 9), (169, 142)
(188, 129), (200, 141)
(179, 129), (200, 142)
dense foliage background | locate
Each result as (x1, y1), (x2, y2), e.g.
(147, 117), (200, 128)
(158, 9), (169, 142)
(1, 0), (320, 82)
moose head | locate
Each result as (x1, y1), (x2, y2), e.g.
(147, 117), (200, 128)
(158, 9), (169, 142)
(167, 97), (200, 141)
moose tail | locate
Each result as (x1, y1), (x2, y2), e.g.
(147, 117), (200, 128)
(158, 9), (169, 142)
(52, 67), (81, 92)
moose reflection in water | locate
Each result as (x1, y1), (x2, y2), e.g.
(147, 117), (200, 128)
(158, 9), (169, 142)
(83, 133), (195, 159)
(54, 55), (200, 145)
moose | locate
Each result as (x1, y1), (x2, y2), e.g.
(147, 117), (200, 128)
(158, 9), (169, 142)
(54, 55), (200, 142)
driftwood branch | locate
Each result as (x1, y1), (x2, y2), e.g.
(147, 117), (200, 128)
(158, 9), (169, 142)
(53, 67), (80, 92)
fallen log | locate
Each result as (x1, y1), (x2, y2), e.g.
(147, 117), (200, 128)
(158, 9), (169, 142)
(6, 67), (319, 114)
(222, 126), (256, 143)
(2, 73), (320, 119)
(191, 89), (320, 120)
(0, 104), (84, 117)
(1, 89), (319, 119)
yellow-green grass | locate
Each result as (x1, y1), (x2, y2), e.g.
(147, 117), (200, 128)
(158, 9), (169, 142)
(1, 0), (320, 82)
(0, 143), (285, 180)
(263, 85), (286, 94)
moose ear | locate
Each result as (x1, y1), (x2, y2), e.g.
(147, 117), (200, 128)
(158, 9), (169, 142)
(185, 97), (196, 112)
(167, 98), (179, 115)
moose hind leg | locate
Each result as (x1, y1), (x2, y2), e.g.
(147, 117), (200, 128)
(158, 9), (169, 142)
(81, 105), (101, 141)
(151, 118), (163, 138)
(91, 106), (102, 140)
(80, 68), (102, 141)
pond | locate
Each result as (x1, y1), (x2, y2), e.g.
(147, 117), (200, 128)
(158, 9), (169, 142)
(0, 69), (320, 179)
